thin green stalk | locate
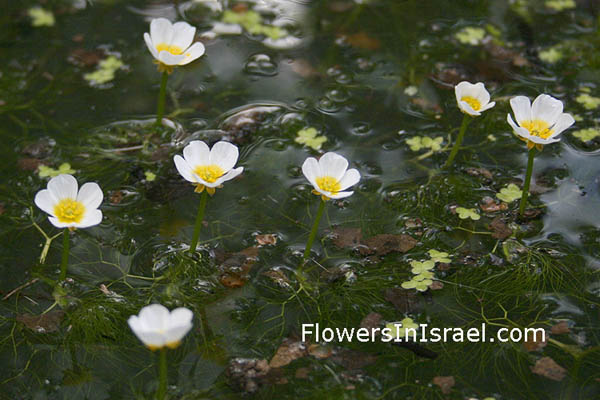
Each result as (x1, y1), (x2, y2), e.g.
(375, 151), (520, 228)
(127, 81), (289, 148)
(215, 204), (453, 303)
(156, 71), (169, 126)
(156, 348), (167, 400)
(59, 229), (69, 281)
(189, 190), (209, 253)
(444, 114), (472, 168)
(303, 199), (326, 261)
(519, 148), (536, 216)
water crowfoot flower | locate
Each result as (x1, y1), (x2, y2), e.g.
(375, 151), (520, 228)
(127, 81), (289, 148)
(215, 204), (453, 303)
(301, 152), (360, 261)
(128, 304), (193, 400)
(506, 94), (575, 215)
(144, 18), (205, 125)
(34, 174), (103, 280)
(174, 140), (243, 252)
(445, 81), (495, 168)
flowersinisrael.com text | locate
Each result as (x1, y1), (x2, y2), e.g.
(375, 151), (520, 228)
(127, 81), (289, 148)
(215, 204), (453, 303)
(301, 323), (545, 344)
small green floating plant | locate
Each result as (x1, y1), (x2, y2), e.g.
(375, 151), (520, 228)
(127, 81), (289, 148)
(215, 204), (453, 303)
(144, 18), (206, 125)
(173, 140), (244, 253)
(444, 81), (496, 168)
(506, 94), (574, 215)
(301, 152), (361, 262)
(128, 304), (193, 400)
(34, 174), (104, 281)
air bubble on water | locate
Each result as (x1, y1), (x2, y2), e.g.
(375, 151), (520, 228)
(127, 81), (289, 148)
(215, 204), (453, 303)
(244, 54), (278, 77)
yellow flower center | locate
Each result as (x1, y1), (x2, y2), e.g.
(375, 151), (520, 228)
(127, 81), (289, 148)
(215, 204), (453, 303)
(53, 198), (85, 224)
(316, 176), (341, 194)
(520, 119), (553, 139)
(461, 96), (481, 111)
(194, 164), (225, 183)
(156, 43), (184, 55)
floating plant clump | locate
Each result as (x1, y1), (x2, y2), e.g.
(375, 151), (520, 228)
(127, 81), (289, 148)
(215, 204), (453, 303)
(1, 0), (599, 398)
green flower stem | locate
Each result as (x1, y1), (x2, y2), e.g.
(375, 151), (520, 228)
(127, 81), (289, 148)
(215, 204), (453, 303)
(59, 229), (69, 281)
(303, 198), (326, 261)
(156, 348), (168, 400)
(519, 148), (536, 216)
(155, 71), (169, 126)
(444, 114), (472, 168)
(189, 190), (209, 253)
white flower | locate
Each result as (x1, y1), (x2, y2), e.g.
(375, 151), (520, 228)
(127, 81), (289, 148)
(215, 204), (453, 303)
(144, 18), (205, 69)
(128, 304), (193, 350)
(34, 174), (103, 229)
(455, 81), (496, 116)
(507, 94), (575, 149)
(174, 140), (244, 195)
(302, 152), (360, 200)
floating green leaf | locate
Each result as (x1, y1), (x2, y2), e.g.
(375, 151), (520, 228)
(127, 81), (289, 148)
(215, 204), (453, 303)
(405, 136), (443, 152)
(428, 249), (451, 263)
(401, 277), (433, 291)
(38, 163), (76, 178)
(455, 27), (486, 45)
(456, 207), (480, 220)
(410, 260), (435, 274)
(84, 56), (124, 85)
(496, 184), (522, 203)
(28, 8), (55, 27)
(546, 0), (576, 11)
(572, 128), (600, 142)
(144, 171), (157, 182)
(386, 318), (419, 338)
(576, 93), (600, 110)
(222, 10), (286, 39)
(539, 47), (563, 64)
(295, 127), (327, 150)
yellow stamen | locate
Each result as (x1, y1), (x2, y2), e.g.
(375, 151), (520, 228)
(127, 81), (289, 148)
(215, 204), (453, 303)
(166, 340), (181, 349)
(53, 198), (85, 224)
(156, 43), (184, 55)
(461, 96), (481, 111)
(316, 176), (341, 194)
(146, 344), (162, 351)
(520, 120), (553, 139)
(194, 165), (225, 183)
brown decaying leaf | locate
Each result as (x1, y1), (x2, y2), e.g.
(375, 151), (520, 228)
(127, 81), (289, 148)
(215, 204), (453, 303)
(480, 196), (508, 213)
(405, 218), (422, 229)
(295, 367), (310, 379)
(17, 310), (64, 333)
(331, 227), (363, 248)
(433, 376), (455, 394)
(18, 158), (42, 171)
(523, 330), (547, 352)
(68, 48), (105, 67)
(219, 247), (258, 288)
(429, 280), (444, 290)
(466, 167), (493, 181)
(384, 288), (421, 313)
(360, 312), (382, 331)
(308, 344), (333, 359)
(489, 216), (512, 240)
(109, 190), (124, 205)
(344, 32), (381, 50)
(531, 357), (567, 381)
(362, 234), (417, 255)
(227, 358), (270, 393)
(331, 348), (377, 370)
(263, 268), (291, 289)
(551, 321), (571, 335)
(255, 234), (277, 246)
(269, 338), (307, 368)
(484, 42), (530, 67)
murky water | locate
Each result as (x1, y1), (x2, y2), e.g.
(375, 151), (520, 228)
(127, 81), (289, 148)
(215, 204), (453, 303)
(1, 0), (599, 398)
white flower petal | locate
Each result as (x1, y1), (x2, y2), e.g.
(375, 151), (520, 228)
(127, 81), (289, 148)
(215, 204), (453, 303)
(476, 83), (490, 105)
(458, 101), (480, 116)
(34, 189), (57, 216)
(454, 81), (470, 102)
(169, 307), (193, 327)
(144, 32), (158, 59)
(318, 152), (348, 180)
(150, 18), (173, 46)
(209, 141), (239, 172)
(510, 96), (532, 125)
(48, 216), (71, 228)
(165, 324), (193, 344)
(76, 209), (102, 228)
(527, 135), (553, 144)
(139, 304), (170, 331)
(48, 174), (78, 201)
(178, 42), (205, 65)
(157, 51), (186, 66)
(183, 141), (210, 166)
(174, 155), (196, 183)
(531, 94), (563, 126)
(550, 113), (575, 137)
(338, 169), (361, 191)
(171, 22), (196, 50)
(210, 167), (243, 187)
(507, 114), (530, 139)
(480, 101), (496, 112)
(301, 157), (320, 189)
(77, 182), (103, 210)
(328, 190), (354, 199)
